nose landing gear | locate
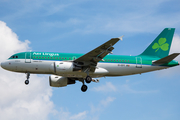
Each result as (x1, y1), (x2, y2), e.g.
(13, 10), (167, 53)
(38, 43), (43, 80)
(25, 72), (30, 85)
(25, 80), (29, 85)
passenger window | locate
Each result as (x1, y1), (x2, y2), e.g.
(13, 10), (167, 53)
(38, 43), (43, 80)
(16, 56), (18, 58)
(12, 56), (15, 58)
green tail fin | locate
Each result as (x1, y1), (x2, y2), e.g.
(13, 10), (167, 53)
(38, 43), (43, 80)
(140, 28), (175, 58)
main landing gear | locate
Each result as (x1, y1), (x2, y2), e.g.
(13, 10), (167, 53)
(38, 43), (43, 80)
(25, 72), (30, 85)
(81, 75), (92, 92)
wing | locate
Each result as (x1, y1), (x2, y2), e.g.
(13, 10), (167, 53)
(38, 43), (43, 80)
(74, 36), (123, 72)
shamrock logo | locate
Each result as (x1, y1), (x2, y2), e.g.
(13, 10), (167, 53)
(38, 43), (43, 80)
(152, 38), (169, 52)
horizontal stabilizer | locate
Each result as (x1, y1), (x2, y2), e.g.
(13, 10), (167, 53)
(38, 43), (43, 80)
(153, 53), (180, 65)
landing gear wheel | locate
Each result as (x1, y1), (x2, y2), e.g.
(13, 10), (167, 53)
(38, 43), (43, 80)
(85, 76), (92, 84)
(25, 72), (30, 85)
(81, 85), (88, 92)
(25, 80), (29, 85)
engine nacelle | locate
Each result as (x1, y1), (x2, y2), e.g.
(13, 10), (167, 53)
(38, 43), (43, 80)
(49, 75), (76, 87)
(94, 67), (109, 74)
(49, 75), (68, 87)
(50, 61), (74, 74)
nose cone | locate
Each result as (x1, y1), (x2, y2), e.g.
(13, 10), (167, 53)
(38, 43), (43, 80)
(1, 61), (9, 70)
(1, 60), (15, 72)
(1, 61), (5, 69)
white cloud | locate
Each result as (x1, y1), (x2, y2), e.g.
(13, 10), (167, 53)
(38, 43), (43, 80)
(89, 96), (116, 120)
(70, 111), (87, 120)
(41, 0), (180, 35)
(0, 21), (53, 120)
(52, 108), (71, 120)
(100, 97), (116, 107)
(52, 96), (115, 120)
(92, 80), (157, 94)
(52, 108), (88, 120)
(45, 4), (71, 16)
(0, 21), (30, 62)
(42, 18), (82, 29)
(119, 83), (158, 94)
(92, 82), (117, 92)
(170, 34), (180, 60)
(3, 0), (179, 36)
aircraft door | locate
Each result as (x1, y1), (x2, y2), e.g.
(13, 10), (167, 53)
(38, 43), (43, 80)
(25, 52), (31, 63)
(136, 57), (142, 68)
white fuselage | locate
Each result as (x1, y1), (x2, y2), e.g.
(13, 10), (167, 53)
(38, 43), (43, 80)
(1, 59), (168, 78)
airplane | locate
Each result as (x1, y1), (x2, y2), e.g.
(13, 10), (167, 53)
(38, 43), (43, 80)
(1, 28), (179, 92)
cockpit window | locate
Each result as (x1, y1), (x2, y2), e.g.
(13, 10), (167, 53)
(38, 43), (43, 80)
(9, 55), (18, 59)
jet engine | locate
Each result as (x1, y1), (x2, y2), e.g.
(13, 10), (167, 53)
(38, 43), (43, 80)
(49, 75), (75, 87)
(50, 61), (82, 74)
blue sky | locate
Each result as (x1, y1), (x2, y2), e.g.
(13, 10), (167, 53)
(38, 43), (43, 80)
(0, 0), (180, 120)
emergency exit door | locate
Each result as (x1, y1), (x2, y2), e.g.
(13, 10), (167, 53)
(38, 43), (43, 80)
(136, 57), (142, 68)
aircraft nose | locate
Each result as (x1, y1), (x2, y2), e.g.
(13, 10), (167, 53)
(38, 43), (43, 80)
(1, 61), (4, 68)
(1, 61), (7, 69)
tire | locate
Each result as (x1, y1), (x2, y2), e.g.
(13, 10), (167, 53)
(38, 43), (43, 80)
(81, 85), (88, 92)
(85, 76), (92, 84)
(25, 80), (29, 85)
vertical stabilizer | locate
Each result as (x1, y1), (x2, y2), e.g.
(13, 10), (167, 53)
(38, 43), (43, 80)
(140, 28), (175, 58)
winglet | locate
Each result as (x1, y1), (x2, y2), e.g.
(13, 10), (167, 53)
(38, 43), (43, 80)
(118, 35), (124, 41)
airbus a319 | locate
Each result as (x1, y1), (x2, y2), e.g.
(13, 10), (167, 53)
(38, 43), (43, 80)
(1, 28), (179, 92)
